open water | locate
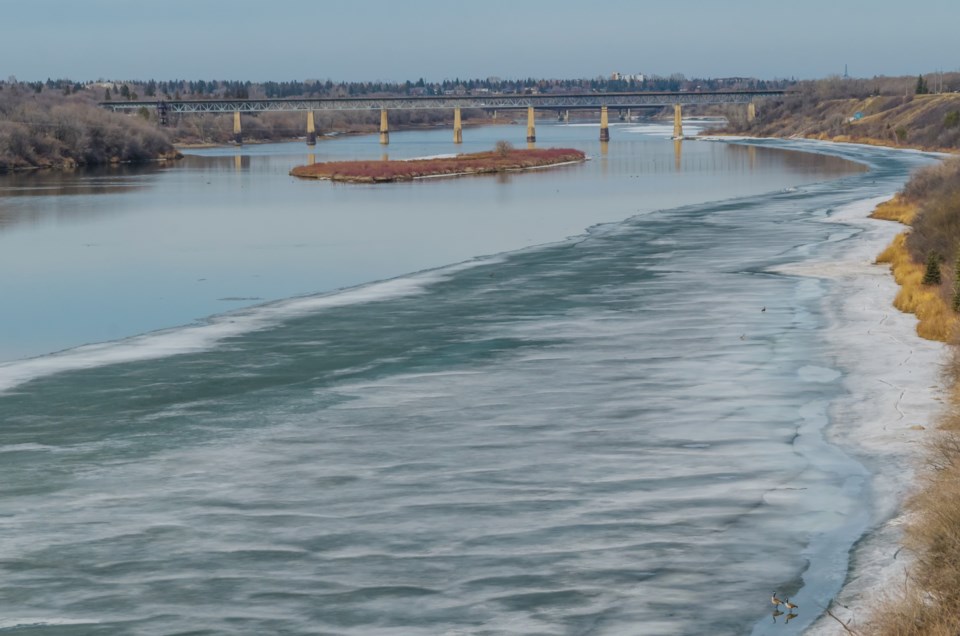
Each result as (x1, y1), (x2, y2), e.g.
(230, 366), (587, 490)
(0, 123), (937, 634)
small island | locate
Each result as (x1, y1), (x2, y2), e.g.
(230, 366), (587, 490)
(290, 144), (586, 183)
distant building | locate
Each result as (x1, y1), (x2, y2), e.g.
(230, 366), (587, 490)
(611, 72), (644, 83)
(716, 77), (755, 85)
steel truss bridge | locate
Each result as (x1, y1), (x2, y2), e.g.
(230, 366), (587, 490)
(99, 90), (786, 114)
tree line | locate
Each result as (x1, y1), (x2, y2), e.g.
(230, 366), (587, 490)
(4, 73), (794, 104)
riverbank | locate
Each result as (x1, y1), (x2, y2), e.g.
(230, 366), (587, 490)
(861, 159), (960, 635)
(791, 194), (945, 635)
(795, 155), (960, 634)
(289, 146), (586, 183)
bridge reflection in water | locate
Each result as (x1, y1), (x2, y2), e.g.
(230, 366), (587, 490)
(102, 90), (781, 146)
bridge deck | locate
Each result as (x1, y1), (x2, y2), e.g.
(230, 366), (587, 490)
(100, 90), (786, 114)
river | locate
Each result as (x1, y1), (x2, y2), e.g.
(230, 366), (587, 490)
(0, 122), (940, 634)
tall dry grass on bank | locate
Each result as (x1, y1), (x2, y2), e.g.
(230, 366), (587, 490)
(866, 160), (960, 634)
(876, 233), (956, 341)
(871, 194), (918, 224)
(873, 160), (960, 342)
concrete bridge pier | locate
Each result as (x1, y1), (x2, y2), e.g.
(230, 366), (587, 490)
(747, 102), (757, 124)
(600, 106), (610, 141)
(672, 104), (683, 139)
(379, 109), (389, 145)
(564, 110), (570, 123)
(453, 107), (463, 144)
(306, 111), (317, 145)
(233, 111), (242, 145)
(526, 106), (536, 143)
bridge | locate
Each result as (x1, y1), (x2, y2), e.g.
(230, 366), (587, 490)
(100, 90), (785, 145)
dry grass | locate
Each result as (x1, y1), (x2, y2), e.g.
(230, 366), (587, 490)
(876, 233), (957, 341)
(870, 194), (918, 224)
(872, 160), (960, 341)
(868, 398), (960, 635)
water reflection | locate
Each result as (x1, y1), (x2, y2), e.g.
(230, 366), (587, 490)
(674, 139), (682, 172)
(0, 164), (165, 230)
(233, 154), (251, 171)
(0, 163), (162, 197)
(724, 142), (865, 175)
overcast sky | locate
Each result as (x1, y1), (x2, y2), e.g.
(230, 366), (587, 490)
(2, 0), (956, 82)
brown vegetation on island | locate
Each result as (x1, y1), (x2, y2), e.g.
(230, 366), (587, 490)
(716, 73), (960, 152)
(0, 84), (177, 172)
(865, 158), (960, 635)
(290, 145), (586, 183)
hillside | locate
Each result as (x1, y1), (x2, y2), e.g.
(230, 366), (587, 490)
(717, 76), (960, 151)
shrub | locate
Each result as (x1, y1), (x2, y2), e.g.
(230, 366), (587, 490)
(0, 87), (175, 171)
(923, 251), (942, 285)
